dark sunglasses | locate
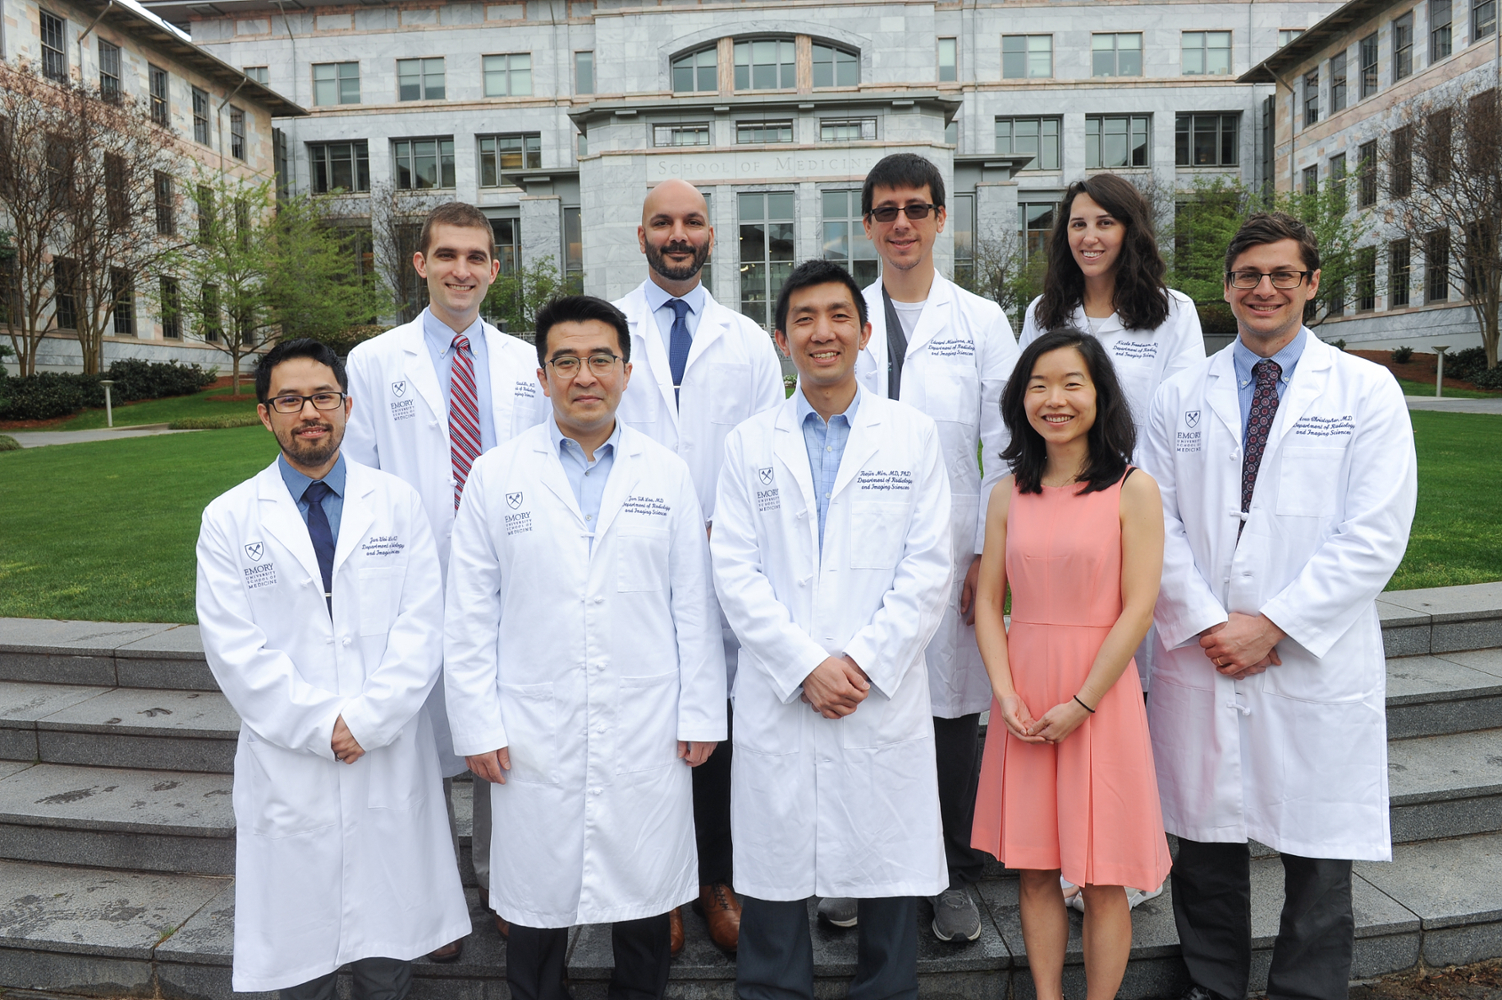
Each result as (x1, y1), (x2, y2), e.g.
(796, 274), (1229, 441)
(865, 203), (938, 223)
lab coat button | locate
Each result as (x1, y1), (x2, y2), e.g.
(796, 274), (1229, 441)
(594, 596), (605, 604)
(342, 637), (351, 646)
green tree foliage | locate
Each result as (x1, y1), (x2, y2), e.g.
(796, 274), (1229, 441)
(483, 255), (574, 336)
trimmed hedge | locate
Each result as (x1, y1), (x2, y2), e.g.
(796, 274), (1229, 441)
(169, 414), (262, 430)
(0, 360), (218, 421)
(0, 434), (20, 452)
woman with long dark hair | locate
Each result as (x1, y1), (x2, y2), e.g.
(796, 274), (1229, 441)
(970, 329), (1172, 1000)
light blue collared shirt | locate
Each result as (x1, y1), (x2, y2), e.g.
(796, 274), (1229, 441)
(421, 307), (497, 451)
(796, 385), (861, 553)
(643, 279), (706, 355)
(1232, 327), (1307, 436)
(549, 416), (621, 554)
(277, 453), (346, 542)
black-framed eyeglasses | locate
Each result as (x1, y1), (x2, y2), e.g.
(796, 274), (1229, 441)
(866, 203), (938, 223)
(547, 353), (622, 378)
(267, 391), (347, 414)
(1226, 269), (1314, 290)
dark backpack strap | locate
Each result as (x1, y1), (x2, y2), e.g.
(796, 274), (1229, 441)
(1122, 465), (1137, 485)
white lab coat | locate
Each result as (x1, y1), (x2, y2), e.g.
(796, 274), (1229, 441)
(855, 273), (1018, 717)
(444, 422), (727, 927)
(711, 391), (953, 900)
(196, 461), (469, 992)
(344, 316), (549, 774)
(1140, 335), (1417, 861)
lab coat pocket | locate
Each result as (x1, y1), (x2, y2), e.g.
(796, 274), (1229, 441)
(499, 681), (560, 784)
(245, 733), (340, 837)
(705, 363), (754, 424)
(615, 670), (680, 773)
(1276, 447), (1343, 517)
(357, 567), (402, 636)
(365, 727), (428, 809)
(924, 364), (979, 423)
(850, 501), (907, 570)
(617, 527), (669, 592)
(839, 688), (928, 749)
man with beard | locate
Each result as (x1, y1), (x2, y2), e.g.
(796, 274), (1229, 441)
(612, 178), (784, 955)
(196, 338), (469, 997)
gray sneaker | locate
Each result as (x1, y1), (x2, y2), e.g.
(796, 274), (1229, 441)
(816, 896), (859, 928)
(931, 887), (982, 942)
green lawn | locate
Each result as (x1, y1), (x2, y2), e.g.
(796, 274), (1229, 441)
(1395, 377), (1502, 400)
(0, 411), (1496, 623)
(55, 385), (259, 431)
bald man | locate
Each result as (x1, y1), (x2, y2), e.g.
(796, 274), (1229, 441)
(613, 179), (785, 955)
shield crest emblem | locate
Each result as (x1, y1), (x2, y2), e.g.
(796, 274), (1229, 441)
(506, 492), (523, 510)
(244, 542), (264, 562)
(1185, 410), (1201, 429)
(392, 381), (407, 397)
(757, 467), (774, 486)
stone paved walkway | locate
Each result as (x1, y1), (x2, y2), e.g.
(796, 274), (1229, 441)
(1404, 396), (1502, 414)
(3, 425), (199, 448)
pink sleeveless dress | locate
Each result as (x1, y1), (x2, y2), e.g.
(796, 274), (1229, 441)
(970, 475), (1173, 889)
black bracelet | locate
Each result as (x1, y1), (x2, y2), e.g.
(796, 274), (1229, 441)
(1073, 695), (1096, 714)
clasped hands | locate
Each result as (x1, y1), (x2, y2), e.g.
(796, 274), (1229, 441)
(801, 655), (870, 718)
(465, 741), (718, 784)
(993, 693), (1091, 745)
(1199, 612), (1286, 679)
(332, 715), (365, 764)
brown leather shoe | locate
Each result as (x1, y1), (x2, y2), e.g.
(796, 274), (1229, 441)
(692, 882), (741, 953)
(428, 938), (464, 963)
(669, 905), (684, 957)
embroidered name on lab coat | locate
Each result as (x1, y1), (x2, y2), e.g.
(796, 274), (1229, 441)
(621, 495), (671, 517)
(1177, 410), (1203, 453)
(361, 535), (405, 557)
(928, 337), (975, 360)
(856, 470), (913, 491)
(514, 381), (538, 399)
(1113, 339), (1160, 362)
(244, 562), (277, 590)
(1291, 414), (1355, 438)
(390, 398), (415, 421)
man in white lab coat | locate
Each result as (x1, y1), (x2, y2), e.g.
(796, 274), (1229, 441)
(1141, 213), (1417, 1000)
(445, 295), (726, 1000)
(344, 202), (548, 956)
(844, 153), (1018, 942)
(613, 179), (785, 954)
(712, 260), (953, 1000)
(196, 339), (470, 997)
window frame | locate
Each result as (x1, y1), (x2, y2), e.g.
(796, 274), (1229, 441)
(938, 37), (958, 82)
(653, 123), (711, 147)
(996, 116), (1062, 171)
(1393, 11), (1414, 81)
(478, 133), (543, 186)
(737, 190), (796, 330)
(111, 269), (135, 336)
(244, 66), (269, 84)
(482, 53), (532, 98)
(160, 276), (182, 339)
(1389, 237), (1412, 306)
(735, 38), (797, 91)
(312, 61), (360, 106)
(229, 107), (245, 161)
(191, 87), (210, 145)
(671, 46), (718, 94)
(1425, 228), (1450, 302)
(1181, 30), (1232, 76)
(1002, 34), (1053, 79)
(308, 140), (371, 194)
(392, 136), (457, 190)
(396, 57), (446, 102)
(736, 120), (795, 144)
(1091, 33), (1143, 78)
(149, 65), (170, 126)
(1359, 33), (1379, 98)
(575, 51), (594, 95)
(1175, 112), (1241, 167)
(1432, 0), (1454, 60)
(1331, 50), (1348, 112)
(1357, 140), (1379, 206)
(811, 42), (860, 88)
(1303, 163), (1319, 196)
(1086, 114), (1151, 169)
(99, 39), (122, 102)
(1304, 69), (1320, 127)
(40, 10), (67, 83)
(819, 117), (877, 142)
(1392, 124), (1414, 196)
(820, 188), (879, 289)
(153, 170), (174, 235)
(1475, 0), (1497, 42)
(1278, 28), (1306, 46)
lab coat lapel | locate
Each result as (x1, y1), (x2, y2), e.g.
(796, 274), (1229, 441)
(1268, 334), (1333, 451)
(255, 463), (324, 586)
(861, 282), (890, 397)
(593, 432), (644, 544)
(533, 434), (587, 527)
(1205, 348), (1242, 446)
(401, 324), (448, 441)
(332, 466), (375, 578)
(482, 323), (521, 435)
(772, 400), (817, 519)
(904, 274), (953, 358)
(686, 292), (730, 368)
(626, 284), (681, 432)
(831, 396), (882, 499)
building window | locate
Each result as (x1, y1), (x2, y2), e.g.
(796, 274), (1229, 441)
(951, 192), (975, 289)
(1092, 33), (1142, 77)
(1330, 153), (1348, 205)
(946, 120), (958, 145)
(229, 107), (245, 160)
(105, 152), (129, 229)
(1086, 115), (1149, 169)
(736, 39), (796, 91)
(938, 38), (957, 82)
(1390, 238), (1411, 305)
(245, 66), (269, 84)
(577, 131), (587, 157)
(575, 51), (594, 94)
(996, 117), (1061, 170)
(112, 270), (134, 336)
(820, 118), (876, 141)
(483, 54), (531, 97)
(1427, 109), (1452, 184)
(1278, 28), (1306, 46)
(312, 62), (360, 106)
(40, 11), (67, 83)
(1331, 51), (1348, 112)
(563, 206), (582, 287)
(1426, 229), (1449, 302)
(154, 171), (174, 235)
(149, 65), (169, 126)
(737, 120), (793, 144)
(492, 217), (521, 275)
(160, 277), (181, 338)
(398, 58), (445, 101)
(309, 141), (371, 193)
(479, 134), (542, 186)
(1303, 164), (1319, 196)
(1182, 31), (1231, 75)
(672, 46), (718, 93)
(196, 184), (215, 243)
(1432, 0), (1453, 60)
(1021, 202), (1055, 259)
(99, 40), (121, 102)
(200, 283), (221, 342)
(1175, 113), (1240, 166)
(1003, 35), (1053, 78)
(812, 43), (859, 87)
(192, 87), (210, 144)
(1393, 12), (1414, 81)
(1303, 70), (1319, 126)
(235, 198), (251, 242)
(1476, 0), (1497, 41)
(820, 189), (878, 289)
(654, 123), (710, 147)
(739, 191), (795, 329)
(393, 138), (456, 189)
(53, 258), (78, 330)
(1392, 125), (1413, 196)
(1356, 247), (1377, 311)
(1358, 140), (1378, 206)
(1360, 33), (1379, 98)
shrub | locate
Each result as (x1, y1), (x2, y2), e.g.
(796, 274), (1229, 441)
(1196, 301), (1238, 335)
(300, 324), (385, 358)
(104, 359), (218, 402)
(0, 434), (19, 451)
(1470, 365), (1502, 390)
(0, 372), (103, 420)
(1333, 339), (1348, 351)
(1391, 346), (1414, 363)
(1445, 347), (1488, 382)
(169, 414), (263, 429)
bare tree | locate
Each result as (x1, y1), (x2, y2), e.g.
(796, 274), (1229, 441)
(367, 182), (445, 323)
(957, 228), (1046, 330)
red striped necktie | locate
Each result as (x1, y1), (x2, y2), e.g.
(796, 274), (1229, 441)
(449, 333), (482, 510)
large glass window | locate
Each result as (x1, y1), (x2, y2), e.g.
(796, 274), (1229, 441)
(1426, 228), (1449, 302)
(735, 39), (795, 91)
(1278, 28), (1306, 46)
(1392, 125), (1413, 195)
(230, 107), (245, 160)
(1393, 12), (1414, 81)
(1303, 164), (1319, 196)
(1356, 247), (1377, 311)
(654, 123), (710, 147)
(1303, 69), (1319, 126)
(245, 66), (269, 84)
(738, 120), (793, 144)
(309, 141), (371, 193)
(1358, 140), (1378, 206)
(938, 38), (957, 81)
(1021, 203), (1055, 259)
(160, 277), (181, 338)
(393, 138), (456, 189)
(200, 283), (221, 342)
(40, 11), (67, 83)
(996, 117), (1061, 170)
(1432, 0), (1453, 60)
(111, 269), (134, 336)
(99, 40), (121, 102)
(1330, 153), (1348, 205)
(563, 206), (582, 288)
(1331, 51), (1348, 112)
(820, 118), (876, 141)
(483, 54), (532, 97)
(313, 62), (360, 105)
(1175, 113), (1239, 166)
(1003, 35), (1053, 78)
(820, 189), (878, 289)
(739, 191), (795, 329)
(149, 65), (169, 126)
(1182, 31), (1231, 75)
(1389, 238), (1411, 306)
(1086, 115), (1150, 169)
(479, 134), (542, 186)
(672, 46), (718, 93)
(1092, 33), (1142, 77)
(492, 217), (521, 275)
(951, 193), (975, 289)
(53, 258), (78, 330)
(1477, 0), (1498, 40)
(154, 171), (174, 235)
(812, 43), (859, 87)
(192, 87), (210, 144)
(397, 58), (445, 101)
(575, 51), (594, 94)
(1360, 33), (1378, 98)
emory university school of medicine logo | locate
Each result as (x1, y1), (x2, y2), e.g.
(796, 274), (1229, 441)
(392, 381), (407, 398)
(1184, 410), (1201, 429)
(244, 542), (264, 562)
(758, 467), (774, 486)
(506, 492), (524, 510)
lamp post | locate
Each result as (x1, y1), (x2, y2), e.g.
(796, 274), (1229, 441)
(1433, 347), (1449, 399)
(99, 379), (115, 428)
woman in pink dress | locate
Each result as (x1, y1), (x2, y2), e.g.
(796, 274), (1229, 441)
(971, 328), (1172, 1000)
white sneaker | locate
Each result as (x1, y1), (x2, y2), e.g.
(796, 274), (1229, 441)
(1064, 882), (1164, 913)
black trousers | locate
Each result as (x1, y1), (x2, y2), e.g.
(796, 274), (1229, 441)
(693, 699), (734, 885)
(1172, 839), (1354, 1000)
(737, 895), (917, 1000)
(932, 713), (986, 886)
(280, 958), (411, 1000)
(507, 914), (672, 1000)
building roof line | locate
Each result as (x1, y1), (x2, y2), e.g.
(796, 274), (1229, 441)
(1239, 0), (1392, 82)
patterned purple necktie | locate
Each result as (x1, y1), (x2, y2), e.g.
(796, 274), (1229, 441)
(1241, 359), (1283, 516)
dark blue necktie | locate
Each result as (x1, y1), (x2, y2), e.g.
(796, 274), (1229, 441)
(303, 480), (336, 614)
(668, 298), (691, 408)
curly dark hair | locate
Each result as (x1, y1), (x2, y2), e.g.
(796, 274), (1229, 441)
(1036, 174), (1170, 333)
(999, 328), (1135, 496)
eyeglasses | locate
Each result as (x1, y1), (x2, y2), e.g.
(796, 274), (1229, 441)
(866, 203), (938, 223)
(547, 353), (622, 378)
(1226, 269), (1314, 289)
(267, 392), (346, 414)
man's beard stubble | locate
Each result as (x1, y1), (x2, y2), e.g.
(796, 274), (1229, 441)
(646, 239), (711, 282)
(277, 419), (342, 469)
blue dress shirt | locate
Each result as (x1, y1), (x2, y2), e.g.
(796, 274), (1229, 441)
(421, 307), (498, 452)
(550, 416), (620, 554)
(795, 386), (860, 553)
(1232, 327), (1307, 436)
(277, 452), (345, 542)
(643, 280), (706, 353)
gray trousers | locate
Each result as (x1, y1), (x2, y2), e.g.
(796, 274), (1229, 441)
(444, 775), (491, 893)
(280, 958), (411, 1000)
(736, 895), (917, 1000)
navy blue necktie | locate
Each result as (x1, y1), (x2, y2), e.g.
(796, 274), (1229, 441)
(303, 480), (336, 614)
(667, 298), (691, 408)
